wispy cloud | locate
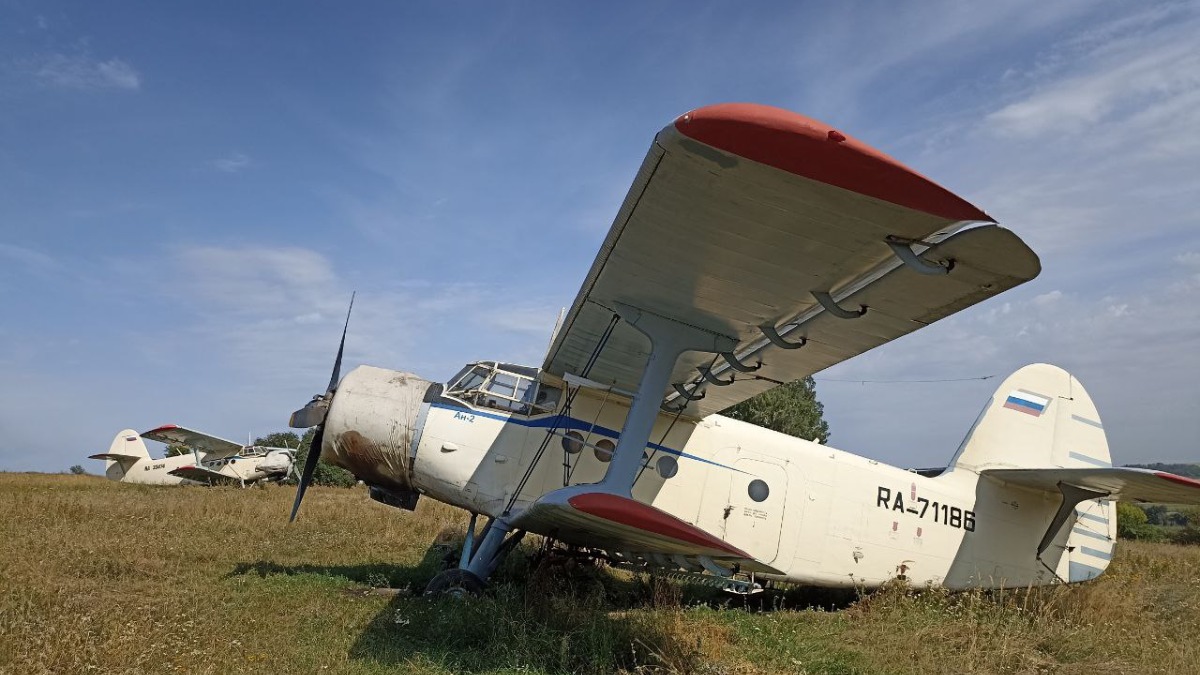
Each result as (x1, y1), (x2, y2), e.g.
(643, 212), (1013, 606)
(0, 243), (55, 270)
(210, 153), (252, 173)
(31, 53), (142, 91)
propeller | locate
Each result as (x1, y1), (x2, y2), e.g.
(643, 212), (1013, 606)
(288, 293), (355, 522)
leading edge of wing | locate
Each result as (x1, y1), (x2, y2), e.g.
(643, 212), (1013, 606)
(673, 103), (992, 222)
(513, 488), (783, 575)
(982, 467), (1200, 505)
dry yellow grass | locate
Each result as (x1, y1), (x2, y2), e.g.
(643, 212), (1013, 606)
(2, 473), (1198, 674)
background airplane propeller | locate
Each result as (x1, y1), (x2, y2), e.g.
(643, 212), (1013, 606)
(288, 293), (354, 522)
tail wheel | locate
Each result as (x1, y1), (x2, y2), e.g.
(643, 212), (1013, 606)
(424, 568), (486, 598)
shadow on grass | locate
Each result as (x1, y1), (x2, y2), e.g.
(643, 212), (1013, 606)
(231, 543), (861, 673)
(227, 541), (454, 590)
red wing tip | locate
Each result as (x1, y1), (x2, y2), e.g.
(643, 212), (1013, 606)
(1155, 472), (1200, 489)
(672, 103), (992, 223)
(567, 492), (752, 558)
(142, 424), (180, 435)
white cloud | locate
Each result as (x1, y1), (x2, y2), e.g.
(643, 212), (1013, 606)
(985, 6), (1200, 140)
(33, 53), (142, 91)
(210, 153), (252, 173)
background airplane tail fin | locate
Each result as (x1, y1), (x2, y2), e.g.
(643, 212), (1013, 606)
(949, 363), (1110, 473)
(88, 429), (150, 480)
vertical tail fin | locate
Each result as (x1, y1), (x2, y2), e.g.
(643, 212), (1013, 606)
(953, 364), (1116, 583)
(950, 363), (1110, 472)
(88, 429), (151, 480)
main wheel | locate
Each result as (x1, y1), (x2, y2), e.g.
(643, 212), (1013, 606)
(424, 568), (486, 598)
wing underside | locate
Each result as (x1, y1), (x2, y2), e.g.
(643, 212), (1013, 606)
(543, 104), (1040, 417)
(514, 490), (783, 575)
(167, 464), (242, 486)
(141, 425), (244, 458)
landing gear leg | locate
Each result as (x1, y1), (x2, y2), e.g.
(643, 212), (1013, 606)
(424, 515), (526, 597)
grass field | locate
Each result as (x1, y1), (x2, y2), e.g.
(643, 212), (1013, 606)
(3, 473), (1199, 674)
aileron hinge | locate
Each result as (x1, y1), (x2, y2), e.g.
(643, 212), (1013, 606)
(886, 236), (954, 275)
(761, 324), (807, 349)
(673, 383), (705, 401)
(813, 291), (867, 319)
(720, 351), (761, 373)
(698, 365), (734, 386)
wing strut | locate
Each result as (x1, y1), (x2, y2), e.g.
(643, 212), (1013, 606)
(599, 304), (735, 491)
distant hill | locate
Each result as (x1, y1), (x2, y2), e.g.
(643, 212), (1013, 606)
(1126, 463), (1200, 479)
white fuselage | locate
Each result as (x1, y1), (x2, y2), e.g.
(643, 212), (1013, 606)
(322, 365), (1114, 589)
(105, 451), (291, 486)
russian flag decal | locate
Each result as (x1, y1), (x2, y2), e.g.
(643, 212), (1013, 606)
(1003, 390), (1051, 417)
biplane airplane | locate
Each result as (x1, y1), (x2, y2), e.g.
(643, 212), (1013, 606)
(90, 425), (296, 486)
(288, 103), (1200, 596)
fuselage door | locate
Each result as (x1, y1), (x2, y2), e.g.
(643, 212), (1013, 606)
(706, 456), (788, 564)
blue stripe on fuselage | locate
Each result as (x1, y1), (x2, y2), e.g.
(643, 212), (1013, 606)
(429, 401), (747, 473)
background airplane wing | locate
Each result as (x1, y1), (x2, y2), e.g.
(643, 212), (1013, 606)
(543, 103), (1040, 417)
(167, 464), (243, 486)
(514, 490), (783, 575)
(141, 425), (244, 458)
(982, 468), (1200, 504)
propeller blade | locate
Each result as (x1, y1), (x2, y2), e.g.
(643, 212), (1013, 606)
(289, 397), (329, 429)
(289, 426), (325, 523)
(326, 292), (355, 395)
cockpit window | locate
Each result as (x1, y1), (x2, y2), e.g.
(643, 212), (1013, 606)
(445, 362), (563, 416)
(450, 365), (489, 393)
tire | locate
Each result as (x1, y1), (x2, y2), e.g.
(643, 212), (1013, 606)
(424, 568), (486, 598)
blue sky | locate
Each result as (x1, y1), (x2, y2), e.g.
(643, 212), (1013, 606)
(2, 1), (1197, 472)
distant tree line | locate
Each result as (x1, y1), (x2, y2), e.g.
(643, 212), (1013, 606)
(1126, 463), (1200, 479)
(1117, 501), (1200, 545)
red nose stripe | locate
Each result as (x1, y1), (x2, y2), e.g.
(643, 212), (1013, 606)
(674, 103), (991, 223)
(567, 492), (752, 559)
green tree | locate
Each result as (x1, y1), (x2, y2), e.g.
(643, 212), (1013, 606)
(720, 376), (830, 443)
(68, 464), (87, 475)
(164, 444), (191, 457)
(256, 429), (357, 488)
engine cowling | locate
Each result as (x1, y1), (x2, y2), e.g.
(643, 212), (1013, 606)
(320, 365), (432, 493)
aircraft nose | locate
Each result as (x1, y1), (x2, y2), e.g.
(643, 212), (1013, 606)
(318, 365), (431, 491)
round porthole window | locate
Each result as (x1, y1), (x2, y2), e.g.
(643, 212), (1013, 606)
(747, 479), (769, 502)
(562, 431), (584, 454)
(594, 439), (615, 462)
(656, 455), (678, 479)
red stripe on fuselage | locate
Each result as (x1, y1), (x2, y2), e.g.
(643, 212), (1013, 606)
(673, 103), (991, 223)
(567, 492), (752, 558)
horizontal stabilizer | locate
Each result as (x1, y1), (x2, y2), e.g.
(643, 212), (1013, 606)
(87, 452), (145, 462)
(515, 488), (783, 575)
(983, 467), (1200, 504)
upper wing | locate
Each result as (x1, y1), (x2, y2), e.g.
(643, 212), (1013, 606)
(514, 489), (782, 575)
(167, 464), (243, 486)
(141, 425), (244, 459)
(983, 468), (1200, 504)
(543, 104), (1039, 416)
